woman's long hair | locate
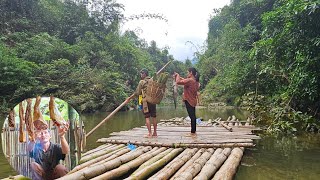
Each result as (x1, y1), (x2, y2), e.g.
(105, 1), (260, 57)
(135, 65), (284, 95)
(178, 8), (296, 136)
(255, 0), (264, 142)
(188, 67), (200, 82)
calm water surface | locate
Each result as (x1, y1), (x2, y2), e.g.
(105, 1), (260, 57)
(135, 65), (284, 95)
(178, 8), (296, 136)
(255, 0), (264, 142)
(1, 106), (319, 179)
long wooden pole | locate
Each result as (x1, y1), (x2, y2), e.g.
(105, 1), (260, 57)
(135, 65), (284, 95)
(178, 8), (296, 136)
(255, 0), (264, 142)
(86, 61), (172, 138)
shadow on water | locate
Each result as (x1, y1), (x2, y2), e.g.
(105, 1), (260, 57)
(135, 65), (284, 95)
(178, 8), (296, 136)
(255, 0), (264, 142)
(1, 106), (320, 179)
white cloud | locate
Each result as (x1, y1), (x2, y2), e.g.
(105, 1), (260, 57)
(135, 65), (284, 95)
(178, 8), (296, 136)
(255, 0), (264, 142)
(118, 0), (230, 61)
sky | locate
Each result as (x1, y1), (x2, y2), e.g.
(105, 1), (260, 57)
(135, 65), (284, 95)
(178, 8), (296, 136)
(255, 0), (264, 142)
(118, 0), (230, 61)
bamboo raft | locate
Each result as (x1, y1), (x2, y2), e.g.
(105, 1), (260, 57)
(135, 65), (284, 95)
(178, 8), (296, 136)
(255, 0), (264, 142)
(59, 116), (259, 180)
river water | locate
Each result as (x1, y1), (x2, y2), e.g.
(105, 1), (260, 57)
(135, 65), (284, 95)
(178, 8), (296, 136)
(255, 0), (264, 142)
(1, 106), (319, 179)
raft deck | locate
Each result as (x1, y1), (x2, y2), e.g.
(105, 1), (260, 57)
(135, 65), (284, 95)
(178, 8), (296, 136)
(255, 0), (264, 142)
(59, 116), (260, 180)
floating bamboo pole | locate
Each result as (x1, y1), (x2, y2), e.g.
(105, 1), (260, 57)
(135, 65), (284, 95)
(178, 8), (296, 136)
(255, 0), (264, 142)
(212, 147), (244, 180)
(170, 148), (206, 179)
(81, 144), (114, 158)
(133, 148), (174, 174)
(91, 147), (167, 180)
(79, 144), (125, 164)
(126, 148), (184, 180)
(172, 148), (215, 180)
(149, 148), (198, 180)
(58, 146), (152, 180)
(194, 148), (232, 180)
(70, 146), (129, 173)
(97, 139), (254, 148)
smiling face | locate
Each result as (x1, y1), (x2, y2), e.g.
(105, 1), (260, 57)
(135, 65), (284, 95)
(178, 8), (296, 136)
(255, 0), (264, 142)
(35, 129), (51, 144)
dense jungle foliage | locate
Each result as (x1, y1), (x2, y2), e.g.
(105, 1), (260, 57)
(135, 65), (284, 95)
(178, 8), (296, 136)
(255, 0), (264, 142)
(1, 0), (320, 134)
(0, 0), (188, 113)
(199, 0), (320, 134)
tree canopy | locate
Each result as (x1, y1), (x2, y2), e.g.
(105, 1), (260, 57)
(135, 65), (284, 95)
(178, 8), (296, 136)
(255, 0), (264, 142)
(198, 0), (320, 133)
(0, 0), (187, 113)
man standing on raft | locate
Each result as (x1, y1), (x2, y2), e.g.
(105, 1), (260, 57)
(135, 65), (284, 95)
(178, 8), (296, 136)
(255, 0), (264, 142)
(126, 68), (158, 138)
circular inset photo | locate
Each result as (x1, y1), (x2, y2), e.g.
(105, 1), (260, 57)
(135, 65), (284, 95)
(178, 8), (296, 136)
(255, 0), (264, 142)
(1, 96), (85, 179)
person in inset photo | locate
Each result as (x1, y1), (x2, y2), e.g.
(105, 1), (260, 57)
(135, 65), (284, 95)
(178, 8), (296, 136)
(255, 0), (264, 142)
(1, 96), (83, 180)
(27, 122), (70, 180)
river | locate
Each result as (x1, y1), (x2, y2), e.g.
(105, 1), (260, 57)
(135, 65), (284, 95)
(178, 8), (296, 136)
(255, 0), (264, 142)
(1, 106), (319, 179)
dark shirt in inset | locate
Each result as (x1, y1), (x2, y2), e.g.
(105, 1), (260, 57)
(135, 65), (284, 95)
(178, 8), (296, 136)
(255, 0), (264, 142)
(30, 142), (66, 172)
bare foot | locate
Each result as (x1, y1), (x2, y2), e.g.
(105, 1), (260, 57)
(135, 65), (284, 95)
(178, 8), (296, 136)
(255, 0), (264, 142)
(144, 134), (152, 138)
(152, 133), (158, 138)
(185, 133), (197, 137)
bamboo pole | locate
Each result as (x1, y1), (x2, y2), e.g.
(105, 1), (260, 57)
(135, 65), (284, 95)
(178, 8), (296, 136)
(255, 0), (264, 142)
(69, 146), (129, 173)
(81, 144), (113, 157)
(170, 148), (206, 179)
(91, 147), (167, 180)
(132, 148), (174, 174)
(172, 148), (214, 180)
(79, 144), (125, 164)
(150, 148), (198, 180)
(59, 146), (152, 180)
(86, 61), (172, 138)
(194, 148), (232, 180)
(93, 147), (136, 167)
(96, 139), (254, 148)
(212, 147), (244, 180)
(126, 148), (183, 180)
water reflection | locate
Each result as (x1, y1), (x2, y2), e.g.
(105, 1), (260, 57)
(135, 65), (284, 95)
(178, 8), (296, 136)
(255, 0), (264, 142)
(237, 134), (320, 180)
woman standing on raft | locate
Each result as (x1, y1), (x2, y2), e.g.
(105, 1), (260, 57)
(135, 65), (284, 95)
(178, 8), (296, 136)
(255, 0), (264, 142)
(174, 67), (200, 136)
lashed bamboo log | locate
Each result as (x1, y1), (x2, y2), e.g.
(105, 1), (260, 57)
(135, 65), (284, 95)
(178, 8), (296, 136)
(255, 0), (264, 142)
(79, 144), (125, 164)
(126, 126), (257, 132)
(212, 147), (244, 180)
(91, 147), (167, 180)
(149, 148), (198, 180)
(81, 144), (113, 157)
(170, 148), (206, 179)
(93, 147), (135, 167)
(194, 148), (232, 180)
(172, 148), (215, 180)
(126, 148), (183, 180)
(106, 134), (260, 140)
(19, 102), (26, 143)
(110, 130), (256, 136)
(80, 144), (118, 160)
(70, 146), (129, 173)
(133, 148), (174, 174)
(59, 146), (152, 180)
(97, 139), (254, 148)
